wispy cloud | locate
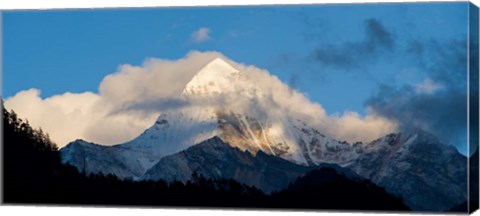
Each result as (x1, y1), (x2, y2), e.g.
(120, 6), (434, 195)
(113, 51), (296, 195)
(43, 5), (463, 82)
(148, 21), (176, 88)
(189, 27), (211, 43)
(312, 18), (394, 69)
(415, 78), (442, 95)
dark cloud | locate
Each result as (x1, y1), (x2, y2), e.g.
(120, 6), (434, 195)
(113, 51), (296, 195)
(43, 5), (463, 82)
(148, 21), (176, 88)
(366, 39), (469, 148)
(365, 19), (394, 49)
(406, 39), (467, 87)
(109, 97), (190, 117)
(367, 85), (467, 147)
(312, 18), (394, 69)
(304, 16), (469, 150)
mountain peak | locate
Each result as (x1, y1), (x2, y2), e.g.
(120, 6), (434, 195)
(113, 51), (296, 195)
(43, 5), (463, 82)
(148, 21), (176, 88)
(205, 58), (238, 73)
(182, 58), (240, 95)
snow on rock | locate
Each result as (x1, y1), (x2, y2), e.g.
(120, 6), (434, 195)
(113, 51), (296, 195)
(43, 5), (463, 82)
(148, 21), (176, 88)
(182, 58), (240, 96)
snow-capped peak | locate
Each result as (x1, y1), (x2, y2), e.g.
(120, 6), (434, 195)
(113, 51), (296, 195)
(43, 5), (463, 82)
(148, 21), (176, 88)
(182, 58), (240, 96)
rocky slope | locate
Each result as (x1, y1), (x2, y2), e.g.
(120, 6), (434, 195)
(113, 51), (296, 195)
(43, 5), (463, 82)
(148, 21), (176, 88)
(141, 136), (365, 193)
(347, 131), (467, 211)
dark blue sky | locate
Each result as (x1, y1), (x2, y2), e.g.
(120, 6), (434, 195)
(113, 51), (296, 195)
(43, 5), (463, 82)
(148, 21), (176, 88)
(2, 2), (472, 154)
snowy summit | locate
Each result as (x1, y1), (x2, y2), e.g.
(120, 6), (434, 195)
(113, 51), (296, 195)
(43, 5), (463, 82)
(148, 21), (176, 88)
(182, 58), (240, 96)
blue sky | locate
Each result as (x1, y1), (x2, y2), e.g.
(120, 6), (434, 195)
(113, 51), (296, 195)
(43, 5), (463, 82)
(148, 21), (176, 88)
(2, 2), (473, 154)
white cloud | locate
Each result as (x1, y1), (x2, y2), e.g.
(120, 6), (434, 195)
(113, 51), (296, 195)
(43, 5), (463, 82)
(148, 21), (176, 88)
(189, 27), (211, 43)
(5, 51), (397, 148)
(4, 89), (105, 146)
(203, 62), (398, 143)
(415, 78), (442, 95)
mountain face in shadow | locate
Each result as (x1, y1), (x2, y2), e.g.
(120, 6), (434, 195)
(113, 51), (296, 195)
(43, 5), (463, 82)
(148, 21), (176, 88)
(144, 135), (410, 210)
(347, 131), (467, 211)
(142, 136), (313, 193)
(142, 136), (364, 194)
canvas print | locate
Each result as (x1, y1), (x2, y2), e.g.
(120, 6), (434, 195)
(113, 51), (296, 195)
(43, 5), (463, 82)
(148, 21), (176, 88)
(2, 2), (479, 213)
